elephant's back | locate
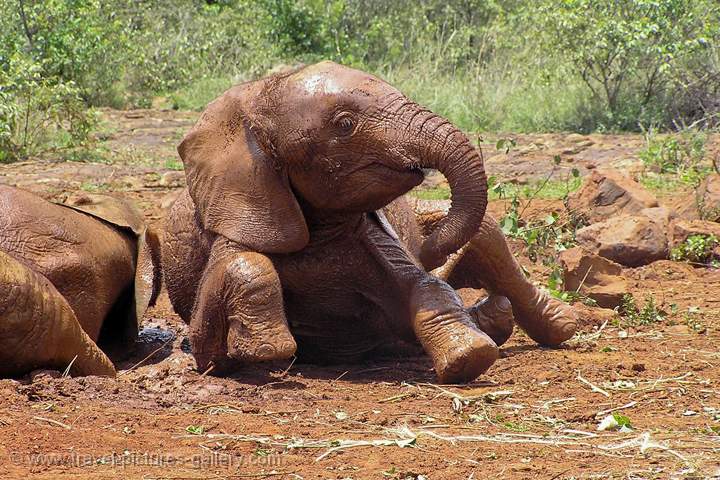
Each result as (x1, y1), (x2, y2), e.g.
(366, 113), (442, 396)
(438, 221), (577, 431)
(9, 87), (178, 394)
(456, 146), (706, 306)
(162, 188), (211, 323)
(0, 185), (135, 339)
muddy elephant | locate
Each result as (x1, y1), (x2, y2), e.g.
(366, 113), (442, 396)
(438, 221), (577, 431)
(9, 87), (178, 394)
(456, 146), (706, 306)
(163, 61), (577, 383)
(0, 186), (161, 377)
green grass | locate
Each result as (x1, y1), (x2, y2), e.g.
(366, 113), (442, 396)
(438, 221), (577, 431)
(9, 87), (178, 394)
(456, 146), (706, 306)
(411, 186), (452, 200)
(639, 168), (712, 193)
(378, 62), (598, 134)
(411, 177), (582, 202)
(164, 158), (184, 171)
(166, 76), (239, 111)
(80, 181), (112, 192)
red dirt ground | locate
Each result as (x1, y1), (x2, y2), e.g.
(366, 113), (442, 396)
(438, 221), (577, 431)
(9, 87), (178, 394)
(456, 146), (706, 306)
(1, 109), (718, 479)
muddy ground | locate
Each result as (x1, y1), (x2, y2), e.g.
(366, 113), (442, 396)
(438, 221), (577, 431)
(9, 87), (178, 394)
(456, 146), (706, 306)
(0, 109), (719, 479)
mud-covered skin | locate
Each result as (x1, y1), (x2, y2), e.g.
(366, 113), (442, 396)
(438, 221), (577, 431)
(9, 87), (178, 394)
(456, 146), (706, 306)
(403, 201), (578, 347)
(0, 186), (161, 377)
(163, 61), (575, 383)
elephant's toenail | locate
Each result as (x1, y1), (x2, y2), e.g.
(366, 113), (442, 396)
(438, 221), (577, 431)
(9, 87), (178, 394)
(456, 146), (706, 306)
(255, 344), (276, 359)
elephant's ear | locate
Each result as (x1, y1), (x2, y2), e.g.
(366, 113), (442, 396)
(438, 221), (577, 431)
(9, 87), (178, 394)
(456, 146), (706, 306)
(59, 193), (145, 236)
(59, 194), (162, 348)
(179, 84), (309, 253)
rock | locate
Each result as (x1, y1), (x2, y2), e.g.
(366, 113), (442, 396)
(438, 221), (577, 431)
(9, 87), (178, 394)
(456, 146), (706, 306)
(30, 370), (61, 382)
(573, 303), (618, 332)
(120, 175), (144, 191)
(576, 214), (668, 267)
(669, 219), (720, 247)
(567, 170), (659, 224)
(609, 158), (646, 177)
(675, 175), (720, 222)
(559, 247), (628, 308)
(160, 171), (185, 187)
(640, 206), (676, 231)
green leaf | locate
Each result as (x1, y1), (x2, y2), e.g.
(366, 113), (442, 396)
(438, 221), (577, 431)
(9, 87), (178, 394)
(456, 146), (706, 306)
(186, 425), (204, 435)
(612, 413), (632, 429)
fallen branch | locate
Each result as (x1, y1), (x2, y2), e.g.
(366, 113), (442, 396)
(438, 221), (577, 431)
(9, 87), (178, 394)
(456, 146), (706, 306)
(596, 401), (638, 418)
(33, 416), (71, 430)
(577, 373), (611, 397)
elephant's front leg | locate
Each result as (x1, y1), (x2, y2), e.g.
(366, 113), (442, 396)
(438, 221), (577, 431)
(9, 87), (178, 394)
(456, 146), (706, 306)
(410, 276), (499, 383)
(447, 216), (578, 346)
(366, 219), (498, 383)
(190, 239), (297, 373)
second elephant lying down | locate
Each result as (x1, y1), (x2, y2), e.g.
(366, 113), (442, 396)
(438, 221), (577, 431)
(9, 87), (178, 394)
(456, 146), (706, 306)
(0, 186), (161, 377)
(163, 61), (577, 383)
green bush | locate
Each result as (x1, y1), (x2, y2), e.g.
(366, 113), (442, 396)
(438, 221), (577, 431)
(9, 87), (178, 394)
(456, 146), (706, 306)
(671, 234), (719, 266)
(0, 54), (93, 162)
(2, 0), (720, 162)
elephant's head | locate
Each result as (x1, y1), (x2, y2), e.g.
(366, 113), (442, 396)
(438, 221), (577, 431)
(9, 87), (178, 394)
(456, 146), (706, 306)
(179, 61), (487, 269)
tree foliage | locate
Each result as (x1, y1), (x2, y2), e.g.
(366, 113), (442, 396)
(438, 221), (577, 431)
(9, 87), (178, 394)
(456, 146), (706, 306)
(1, 0), (719, 161)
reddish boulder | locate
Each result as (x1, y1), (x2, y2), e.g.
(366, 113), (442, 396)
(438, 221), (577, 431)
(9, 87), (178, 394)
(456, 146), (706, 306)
(675, 174), (720, 222)
(567, 170), (659, 224)
(669, 219), (720, 247)
(575, 214), (668, 267)
(558, 247), (628, 308)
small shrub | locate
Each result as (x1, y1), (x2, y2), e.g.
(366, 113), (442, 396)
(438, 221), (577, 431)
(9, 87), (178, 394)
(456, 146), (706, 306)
(639, 128), (707, 175)
(0, 55), (94, 162)
(671, 234), (719, 267)
(620, 294), (667, 326)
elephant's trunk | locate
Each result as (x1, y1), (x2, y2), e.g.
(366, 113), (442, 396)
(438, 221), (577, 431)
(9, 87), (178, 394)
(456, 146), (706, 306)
(393, 104), (488, 270)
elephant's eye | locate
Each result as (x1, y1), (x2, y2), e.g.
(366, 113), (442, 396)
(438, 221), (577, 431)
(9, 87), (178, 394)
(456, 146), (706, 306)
(332, 112), (356, 136)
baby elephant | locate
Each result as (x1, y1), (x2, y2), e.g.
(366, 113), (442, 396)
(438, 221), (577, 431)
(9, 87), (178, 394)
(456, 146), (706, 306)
(0, 186), (161, 377)
(163, 61), (577, 383)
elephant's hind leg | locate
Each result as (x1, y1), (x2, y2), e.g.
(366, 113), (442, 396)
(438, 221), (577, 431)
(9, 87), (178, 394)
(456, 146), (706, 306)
(0, 251), (116, 377)
(189, 242), (296, 373)
(445, 215), (578, 346)
(466, 295), (515, 346)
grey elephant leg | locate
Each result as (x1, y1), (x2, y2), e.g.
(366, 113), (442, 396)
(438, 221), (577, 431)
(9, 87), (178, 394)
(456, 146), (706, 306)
(0, 251), (116, 377)
(447, 216), (578, 346)
(409, 276), (499, 383)
(366, 220), (498, 383)
(189, 240), (297, 372)
(466, 295), (515, 346)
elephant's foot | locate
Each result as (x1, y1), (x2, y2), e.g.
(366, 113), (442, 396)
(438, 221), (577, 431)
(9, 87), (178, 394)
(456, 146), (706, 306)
(226, 314), (297, 363)
(436, 331), (499, 384)
(189, 245), (297, 373)
(467, 295), (514, 346)
(415, 308), (499, 384)
(512, 289), (578, 346)
(192, 316), (297, 374)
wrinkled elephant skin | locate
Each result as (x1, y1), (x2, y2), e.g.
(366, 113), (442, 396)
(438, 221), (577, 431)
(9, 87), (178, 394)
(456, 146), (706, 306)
(163, 62), (577, 383)
(0, 186), (162, 377)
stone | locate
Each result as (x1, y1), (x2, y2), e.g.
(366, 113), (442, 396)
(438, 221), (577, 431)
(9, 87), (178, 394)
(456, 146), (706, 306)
(669, 219), (720, 247)
(558, 247), (628, 308)
(575, 214), (668, 267)
(160, 171), (185, 187)
(567, 170), (659, 224)
(573, 303), (618, 332)
(640, 206), (676, 230)
(675, 175), (720, 222)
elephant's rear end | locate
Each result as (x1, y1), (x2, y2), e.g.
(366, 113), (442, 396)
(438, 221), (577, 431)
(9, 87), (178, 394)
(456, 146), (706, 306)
(162, 189), (211, 322)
